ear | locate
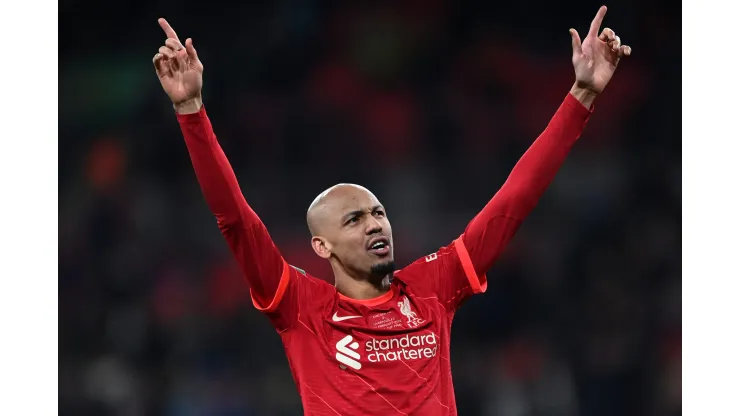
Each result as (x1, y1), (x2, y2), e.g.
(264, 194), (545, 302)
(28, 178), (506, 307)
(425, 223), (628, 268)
(311, 236), (332, 259)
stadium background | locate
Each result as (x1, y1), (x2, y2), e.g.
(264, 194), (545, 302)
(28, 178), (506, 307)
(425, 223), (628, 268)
(59, 0), (680, 415)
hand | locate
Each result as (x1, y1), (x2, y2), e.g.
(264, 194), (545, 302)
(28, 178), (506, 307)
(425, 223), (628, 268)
(153, 18), (204, 112)
(569, 6), (632, 96)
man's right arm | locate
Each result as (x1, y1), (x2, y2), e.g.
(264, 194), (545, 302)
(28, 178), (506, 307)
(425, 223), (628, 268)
(152, 19), (301, 326)
(176, 99), (292, 315)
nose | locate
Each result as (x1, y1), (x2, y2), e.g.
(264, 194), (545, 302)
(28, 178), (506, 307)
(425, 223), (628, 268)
(365, 217), (383, 235)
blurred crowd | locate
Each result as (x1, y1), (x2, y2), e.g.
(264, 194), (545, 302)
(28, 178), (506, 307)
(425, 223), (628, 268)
(59, 1), (680, 415)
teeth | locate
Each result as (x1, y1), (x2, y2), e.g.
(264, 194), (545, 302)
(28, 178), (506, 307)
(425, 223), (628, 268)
(371, 241), (386, 249)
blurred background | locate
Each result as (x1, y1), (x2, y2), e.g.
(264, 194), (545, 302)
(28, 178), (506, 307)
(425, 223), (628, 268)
(59, 0), (680, 415)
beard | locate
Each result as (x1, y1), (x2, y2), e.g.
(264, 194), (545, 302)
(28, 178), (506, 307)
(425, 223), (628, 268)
(370, 260), (396, 278)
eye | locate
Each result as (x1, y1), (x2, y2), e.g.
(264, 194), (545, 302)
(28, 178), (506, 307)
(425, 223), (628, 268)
(374, 210), (385, 217)
(347, 216), (359, 225)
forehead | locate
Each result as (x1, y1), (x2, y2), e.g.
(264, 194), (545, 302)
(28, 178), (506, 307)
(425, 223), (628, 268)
(326, 186), (381, 213)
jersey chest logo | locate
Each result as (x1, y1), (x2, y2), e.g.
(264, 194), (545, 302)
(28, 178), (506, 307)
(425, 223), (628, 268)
(334, 332), (440, 371)
(335, 335), (362, 370)
(398, 295), (425, 328)
(333, 295), (431, 371)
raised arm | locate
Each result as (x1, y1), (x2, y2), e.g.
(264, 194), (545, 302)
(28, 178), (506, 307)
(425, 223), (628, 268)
(153, 19), (287, 311)
(462, 6), (632, 276)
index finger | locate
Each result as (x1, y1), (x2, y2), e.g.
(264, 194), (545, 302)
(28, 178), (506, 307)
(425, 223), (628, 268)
(588, 6), (607, 38)
(158, 18), (180, 40)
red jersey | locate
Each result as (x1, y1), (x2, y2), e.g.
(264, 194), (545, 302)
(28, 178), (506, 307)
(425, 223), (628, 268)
(176, 92), (592, 415)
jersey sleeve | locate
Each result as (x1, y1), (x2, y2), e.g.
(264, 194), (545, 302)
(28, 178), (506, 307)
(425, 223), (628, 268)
(397, 92), (592, 311)
(460, 92), (592, 277)
(395, 236), (487, 312)
(262, 265), (337, 331)
(177, 106), (307, 330)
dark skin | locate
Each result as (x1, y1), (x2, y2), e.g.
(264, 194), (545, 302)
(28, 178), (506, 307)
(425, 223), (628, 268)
(307, 184), (395, 300)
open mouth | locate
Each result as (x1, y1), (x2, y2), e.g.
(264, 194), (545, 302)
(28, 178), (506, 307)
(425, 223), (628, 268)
(367, 237), (390, 256)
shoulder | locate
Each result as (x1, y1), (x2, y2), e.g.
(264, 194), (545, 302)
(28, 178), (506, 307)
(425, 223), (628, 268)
(392, 240), (467, 292)
(397, 241), (459, 276)
(287, 264), (337, 300)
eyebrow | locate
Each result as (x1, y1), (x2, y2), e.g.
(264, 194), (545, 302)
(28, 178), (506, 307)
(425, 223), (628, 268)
(341, 205), (383, 223)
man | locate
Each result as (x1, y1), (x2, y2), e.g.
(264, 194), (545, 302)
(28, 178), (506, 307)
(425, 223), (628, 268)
(153, 6), (631, 415)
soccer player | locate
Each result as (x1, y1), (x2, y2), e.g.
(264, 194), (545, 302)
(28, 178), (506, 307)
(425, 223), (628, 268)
(153, 6), (631, 415)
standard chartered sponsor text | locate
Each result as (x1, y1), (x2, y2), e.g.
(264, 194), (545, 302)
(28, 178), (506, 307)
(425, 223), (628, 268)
(365, 333), (438, 363)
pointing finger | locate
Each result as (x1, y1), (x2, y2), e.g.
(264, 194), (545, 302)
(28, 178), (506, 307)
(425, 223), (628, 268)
(588, 6), (607, 38)
(158, 18), (180, 40)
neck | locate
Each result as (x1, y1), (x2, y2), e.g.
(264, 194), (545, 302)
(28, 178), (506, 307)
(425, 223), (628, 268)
(331, 263), (391, 300)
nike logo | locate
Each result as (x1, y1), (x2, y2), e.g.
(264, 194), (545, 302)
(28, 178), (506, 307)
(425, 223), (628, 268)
(332, 312), (362, 322)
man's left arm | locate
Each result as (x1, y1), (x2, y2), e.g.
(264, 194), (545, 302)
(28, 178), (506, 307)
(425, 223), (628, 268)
(400, 88), (595, 308)
(458, 87), (592, 278)
(459, 6), (632, 279)
(398, 7), (631, 308)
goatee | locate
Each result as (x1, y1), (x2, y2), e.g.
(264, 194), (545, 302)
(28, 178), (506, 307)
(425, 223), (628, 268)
(370, 260), (396, 279)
